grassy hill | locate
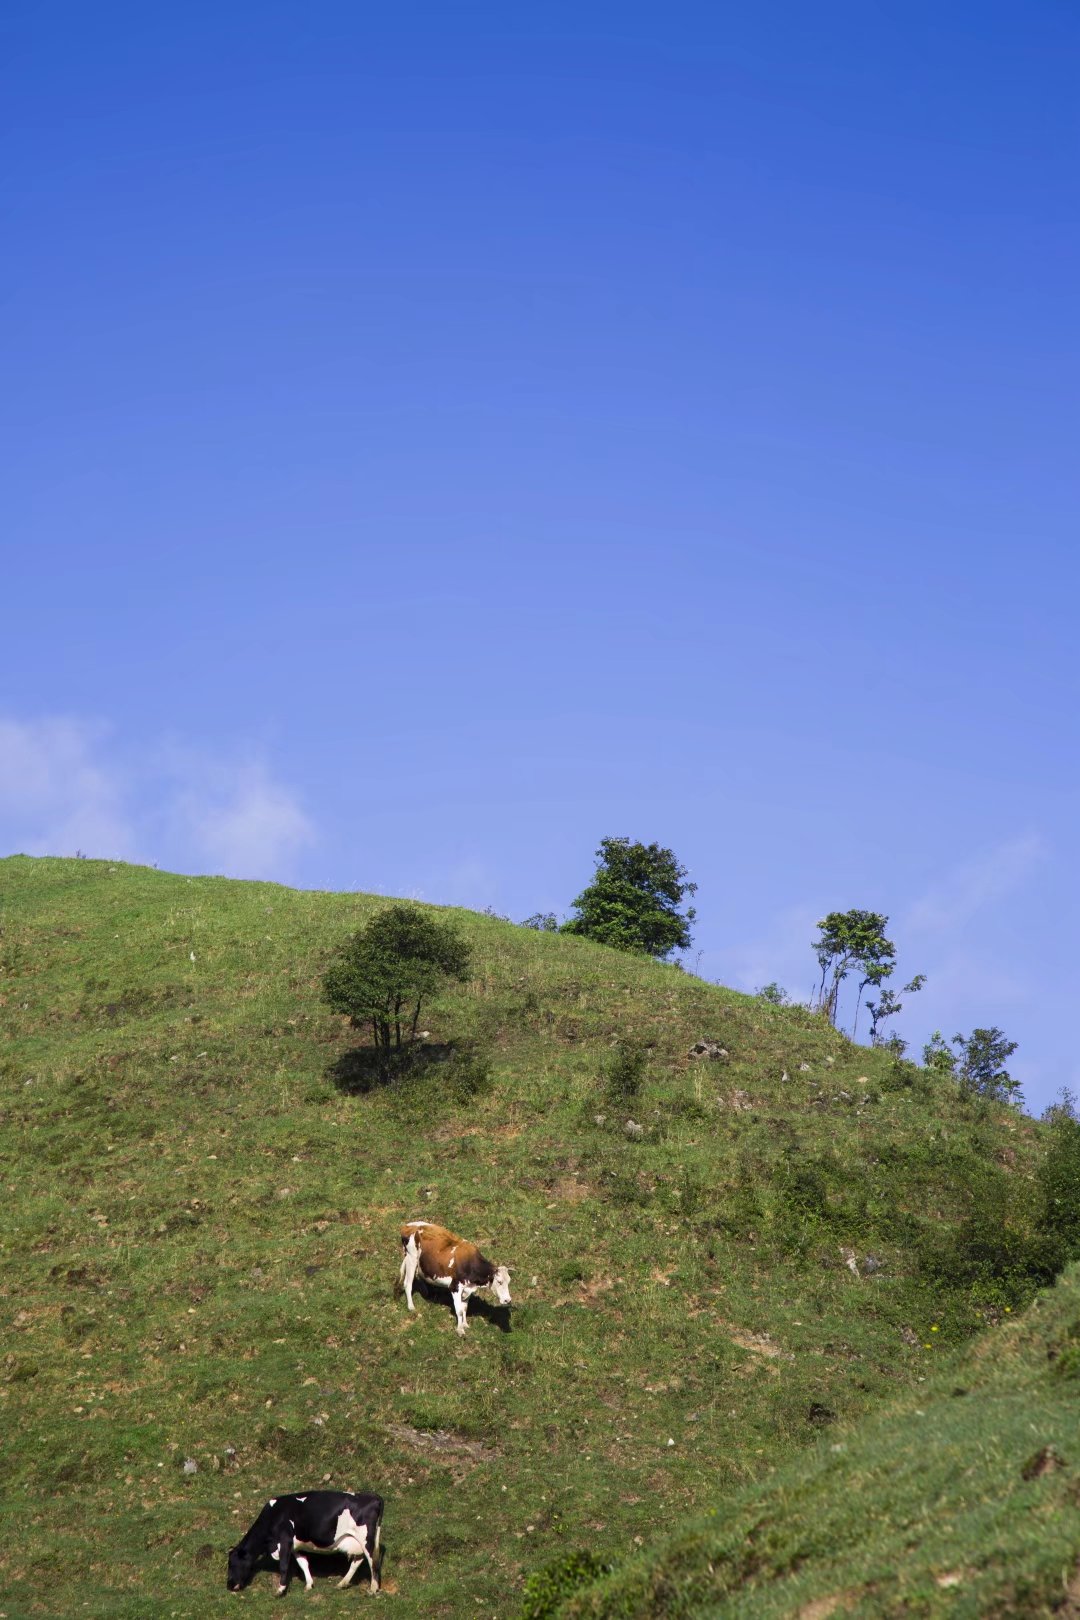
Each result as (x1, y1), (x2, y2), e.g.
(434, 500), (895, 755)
(0, 856), (1069, 1618)
(548, 1260), (1080, 1619)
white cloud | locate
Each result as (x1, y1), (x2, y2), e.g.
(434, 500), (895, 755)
(0, 716), (136, 859)
(0, 714), (316, 881)
(704, 903), (822, 1004)
(433, 856), (501, 911)
(171, 759), (315, 879)
(904, 834), (1046, 936)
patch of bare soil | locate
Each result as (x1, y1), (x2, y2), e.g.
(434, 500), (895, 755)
(551, 1174), (590, 1203)
(795, 1590), (861, 1619)
(1056, 1561), (1080, 1618)
(720, 1320), (792, 1360)
(386, 1424), (497, 1466)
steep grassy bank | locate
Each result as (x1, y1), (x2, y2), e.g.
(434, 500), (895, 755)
(0, 857), (1054, 1617)
(547, 1262), (1080, 1619)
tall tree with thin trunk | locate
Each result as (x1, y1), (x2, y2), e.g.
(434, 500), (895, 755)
(812, 910), (896, 1032)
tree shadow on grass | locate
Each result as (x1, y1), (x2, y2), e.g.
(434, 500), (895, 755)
(404, 1277), (513, 1335)
(328, 1043), (455, 1096)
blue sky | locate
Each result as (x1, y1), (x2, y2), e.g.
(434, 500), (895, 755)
(3, 3), (1077, 1110)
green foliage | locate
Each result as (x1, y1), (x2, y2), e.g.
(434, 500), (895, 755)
(923, 1028), (1021, 1106)
(1050, 1315), (1080, 1379)
(521, 912), (559, 932)
(441, 1044), (495, 1103)
(322, 903), (471, 1065)
(866, 974), (925, 1045)
(755, 982), (790, 1007)
(518, 1551), (612, 1619)
(770, 1155), (831, 1257)
(1036, 1092), (1080, 1256)
(601, 1041), (648, 1109)
(922, 1029), (958, 1079)
(811, 909), (901, 1033)
(561, 837), (696, 959)
(953, 1025), (1021, 1104)
(386, 1045), (495, 1123)
(916, 1161), (1058, 1310)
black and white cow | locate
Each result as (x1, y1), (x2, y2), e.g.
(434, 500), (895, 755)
(227, 1490), (383, 1596)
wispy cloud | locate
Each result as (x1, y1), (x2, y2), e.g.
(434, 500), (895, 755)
(705, 903), (822, 1004)
(904, 834), (1046, 936)
(434, 856), (501, 911)
(170, 758), (315, 879)
(0, 714), (316, 882)
(0, 716), (136, 859)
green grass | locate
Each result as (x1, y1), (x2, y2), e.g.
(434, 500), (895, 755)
(547, 1263), (1080, 1618)
(0, 856), (1067, 1618)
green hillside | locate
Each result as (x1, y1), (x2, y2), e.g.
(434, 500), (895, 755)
(550, 1260), (1080, 1619)
(0, 857), (1068, 1618)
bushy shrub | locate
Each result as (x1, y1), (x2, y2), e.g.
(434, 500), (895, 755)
(953, 1027), (1021, 1104)
(1036, 1093), (1080, 1258)
(517, 1550), (612, 1619)
(602, 1042), (648, 1108)
(382, 1043), (494, 1122)
(917, 1162), (1060, 1310)
(1050, 1318), (1080, 1380)
(441, 1046), (494, 1103)
(922, 1031), (957, 1079)
(770, 1156), (831, 1257)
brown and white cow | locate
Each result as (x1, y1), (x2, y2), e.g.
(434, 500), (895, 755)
(398, 1219), (511, 1335)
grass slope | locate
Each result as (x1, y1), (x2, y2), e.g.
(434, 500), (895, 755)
(0, 858), (1053, 1618)
(553, 1264), (1080, 1619)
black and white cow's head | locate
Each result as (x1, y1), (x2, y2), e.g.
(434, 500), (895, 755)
(226, 1540), (259, 1593)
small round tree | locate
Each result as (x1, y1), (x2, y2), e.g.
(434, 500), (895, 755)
(322, 904), (471, 1072)
(561, 837), (696, 959)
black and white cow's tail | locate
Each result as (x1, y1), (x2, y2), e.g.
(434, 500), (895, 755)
(364, 1493), (386, 1593)
(373, 1501), (385, 1588)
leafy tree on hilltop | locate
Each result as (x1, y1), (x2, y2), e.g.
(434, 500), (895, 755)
(954, 1026), (1021, 1104)
(521, 912), (559, 932)
(923, 1030), (958, 1077)
(322, 904), (471, 1070)
(562, 838), (696, 960)
(922, 1026), (1022, 1106)
(812, 910), (897, 1031)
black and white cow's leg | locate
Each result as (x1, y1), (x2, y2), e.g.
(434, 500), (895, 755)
(293, 1553), (314, 1591)
(451, 1283), (469, 1336)
(402, 1235), (420, 1311)
(372, 1519), (383, 1591)
(275, 1526), (295, 1596)
(337, 1557), (364, 1589)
